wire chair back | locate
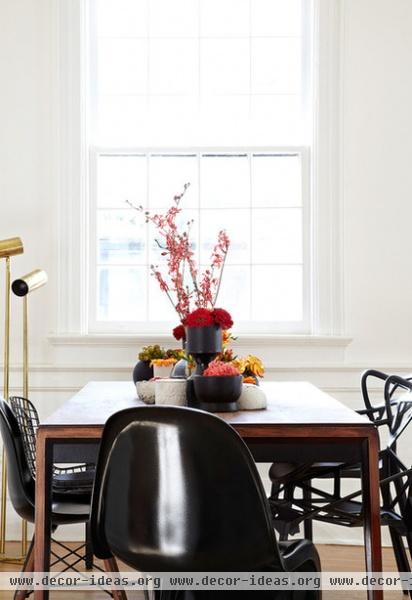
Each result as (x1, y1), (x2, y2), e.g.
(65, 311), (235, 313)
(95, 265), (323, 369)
(9, 396), (38, 480)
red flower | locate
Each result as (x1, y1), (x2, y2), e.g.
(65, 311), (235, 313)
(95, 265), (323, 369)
(204, 361), (240, 377)
(186, 308), (214, 328)
(212, 308), (233, 330)
(172, 324), (186, 341)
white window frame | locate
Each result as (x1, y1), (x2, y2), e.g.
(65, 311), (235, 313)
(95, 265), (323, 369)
(54, 0), (344, 339)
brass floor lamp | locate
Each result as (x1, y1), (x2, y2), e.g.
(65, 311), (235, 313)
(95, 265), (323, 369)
(0, 237), (24, 559)
(12, 269), (48, 558)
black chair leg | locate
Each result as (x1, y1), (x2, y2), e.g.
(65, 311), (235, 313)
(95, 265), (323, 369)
(85, 521), (94, 570)
(270, 481), (281, 500)
(14, 535), (35, 600)
(390, 529), (411, 597)
(406, 532), (412, 562)
(303, 484), (313, 541)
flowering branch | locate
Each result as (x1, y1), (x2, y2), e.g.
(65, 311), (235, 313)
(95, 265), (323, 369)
(127, 183), (230, 323)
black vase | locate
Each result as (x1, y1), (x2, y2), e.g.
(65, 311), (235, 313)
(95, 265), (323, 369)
(132, 360), (153, 383)
(186, 325), (222, 375)
(193, 374), (242, 412)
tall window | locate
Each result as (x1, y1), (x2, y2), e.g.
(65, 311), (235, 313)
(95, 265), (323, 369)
(88, 0), (313, 333)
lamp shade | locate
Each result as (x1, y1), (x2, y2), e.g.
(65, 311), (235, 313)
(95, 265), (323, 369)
(12, 269), (47, 296)
(0, 237), (24, 258)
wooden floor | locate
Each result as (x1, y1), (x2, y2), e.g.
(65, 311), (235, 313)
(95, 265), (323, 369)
(0, 543), (406, 598)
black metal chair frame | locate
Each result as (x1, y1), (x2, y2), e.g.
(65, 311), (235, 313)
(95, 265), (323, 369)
(9, 396), (95, 490)
(269, 371), (412, 594)
(9, 395), (96, 573)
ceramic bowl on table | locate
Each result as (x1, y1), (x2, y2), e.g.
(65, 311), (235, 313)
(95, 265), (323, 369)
(238, 383), (267, 410)
(155, 378), (187, 406)
(193, 374), (242, 412)
(136, 380), (156, 404)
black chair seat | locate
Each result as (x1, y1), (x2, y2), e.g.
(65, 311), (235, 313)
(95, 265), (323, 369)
(51, 500), (90, 523)
(269, 459), (385, 484)
(52, 468), (96, 492)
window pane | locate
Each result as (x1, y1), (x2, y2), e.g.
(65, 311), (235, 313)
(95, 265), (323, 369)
(148, 274), (178, 322)
(252, 154), (302, 207)
(214, 265), (251, 323)
(252, 38), (302, 94)
(97, 266), (147, 321)
(200, 95), (250, 124)
(97, 210), (146, 265)
(97, 96), (149, 146)
(149, 0), (198, 37)
(94, 0), (308, 147)
(252, 265), (303, 321)
(97, 39), (148, 95)
(200, 0), (250, 37)
(149, 155), (198, 209)
(200, 209), (249, 265)
(97, 0), (148, 38)
(200, 155), (249, 208)
(250, 96), (303, 146)
(252, 208), (302, 264)
(201, 39), (250, 96)
(149, 39), (198, 95)
(251, 0), (302, 36)
(97, 155), (147, 208)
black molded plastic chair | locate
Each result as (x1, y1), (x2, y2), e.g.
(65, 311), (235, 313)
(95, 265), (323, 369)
(0, 397), (124, 600)
(91, 405), (322, 599)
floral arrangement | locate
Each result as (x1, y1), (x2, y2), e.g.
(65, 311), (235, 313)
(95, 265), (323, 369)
(127, 184), (230, 336)
(181, 307), (233, 332)
(138, 344), (166, 362)
(214, 341), (265, 384)
(150, 357), (177, 368)
(203, 362), (241, 377)
(138, 345), (184, 363)
(233, 355), (265, 380)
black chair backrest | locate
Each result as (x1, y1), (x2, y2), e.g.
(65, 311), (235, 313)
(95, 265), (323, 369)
(9, 396), (39, 479)
(0, 397), (35, 522)
(91, 406), (283, 573)
(361, 370), (412, 453)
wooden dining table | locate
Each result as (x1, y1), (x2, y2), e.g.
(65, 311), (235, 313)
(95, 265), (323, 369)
(34, 381), (383, 600)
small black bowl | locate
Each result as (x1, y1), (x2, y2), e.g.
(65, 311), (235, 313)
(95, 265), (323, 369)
(133, 360), (153, 383)
(193, 375), (242, 412)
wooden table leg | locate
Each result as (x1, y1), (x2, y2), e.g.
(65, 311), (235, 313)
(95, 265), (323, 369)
(361, 430), (383, 600)
(34, 429), (52, 600)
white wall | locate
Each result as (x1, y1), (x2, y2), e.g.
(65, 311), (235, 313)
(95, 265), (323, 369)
(1, 0), (412, 544)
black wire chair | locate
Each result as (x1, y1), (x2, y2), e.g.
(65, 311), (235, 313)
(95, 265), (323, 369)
(268, 371), (412, 593)
(9, 396), (96, 492)
(9, 396), (96, 571)
(0, 397), (125, 600)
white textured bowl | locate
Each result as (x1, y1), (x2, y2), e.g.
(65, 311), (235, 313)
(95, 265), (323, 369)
(136, 380), (156, 404)
(155, 378), (187, 406)
(238, 384), (267, 410)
